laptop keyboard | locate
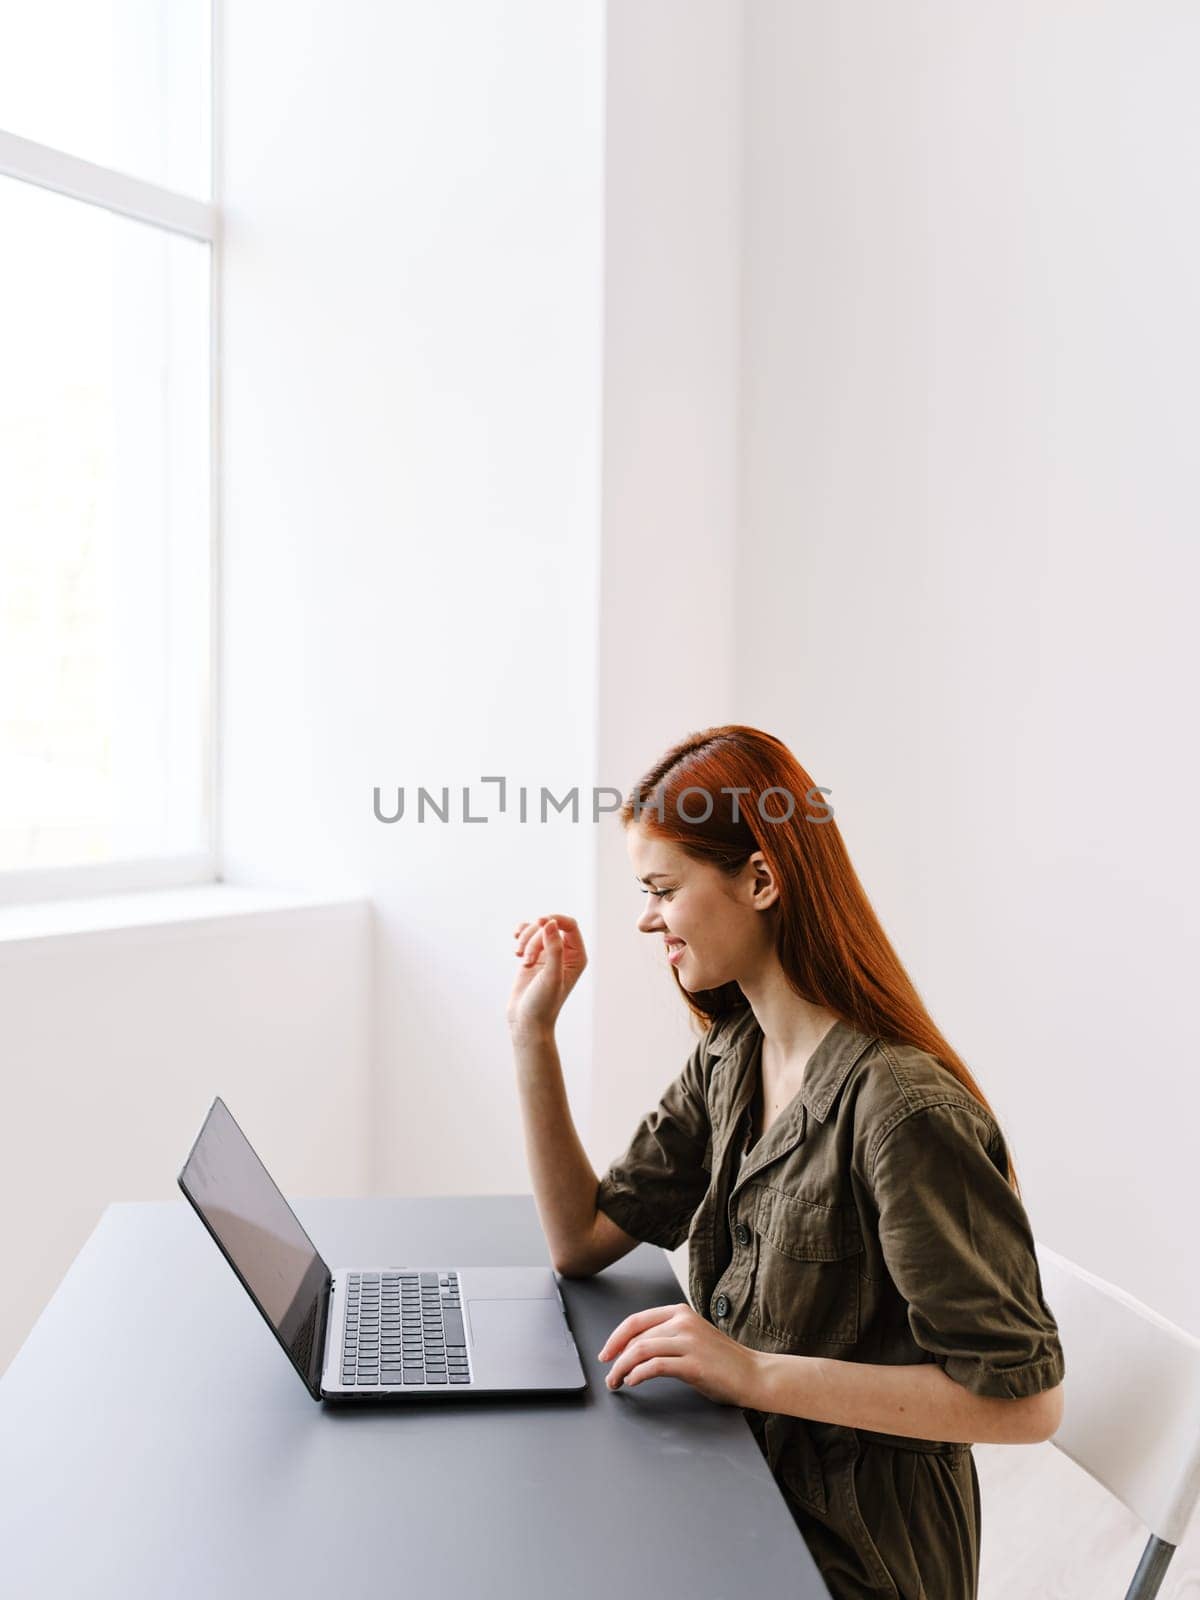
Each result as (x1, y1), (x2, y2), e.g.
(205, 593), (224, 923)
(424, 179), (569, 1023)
(340, 1271), (471, 1387)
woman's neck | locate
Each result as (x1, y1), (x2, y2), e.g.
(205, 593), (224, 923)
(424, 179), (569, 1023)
(737, 965), (841, 1074)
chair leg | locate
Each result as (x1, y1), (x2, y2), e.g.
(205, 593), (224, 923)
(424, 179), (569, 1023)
(1124, 1535), (1176, 1600)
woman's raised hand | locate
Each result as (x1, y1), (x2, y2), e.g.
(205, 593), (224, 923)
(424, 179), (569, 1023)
(507, 914), (588, 1040)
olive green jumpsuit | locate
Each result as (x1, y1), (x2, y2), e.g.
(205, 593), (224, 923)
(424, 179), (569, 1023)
(595, 1006), (1066, 1600)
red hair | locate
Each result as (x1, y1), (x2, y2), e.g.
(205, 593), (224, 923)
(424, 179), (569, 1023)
(620, 724), (1021, 1195)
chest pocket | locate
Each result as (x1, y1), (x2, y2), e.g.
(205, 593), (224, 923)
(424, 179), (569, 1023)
(747, 1184), (863, 1348)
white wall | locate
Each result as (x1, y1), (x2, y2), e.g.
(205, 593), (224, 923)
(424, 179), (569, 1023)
(590, 0), (743, 1166)
(737, 1), (1200, 1333)
(14, 0), (1192, 1380)
(217, 1), (606, 1195)
(217, 0), (744, 1309)
(0, 896), (369, 1374)
(219, 0), (1200, 1349)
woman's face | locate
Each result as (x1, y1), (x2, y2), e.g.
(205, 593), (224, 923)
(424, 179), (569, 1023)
(626, 823), (777, 991)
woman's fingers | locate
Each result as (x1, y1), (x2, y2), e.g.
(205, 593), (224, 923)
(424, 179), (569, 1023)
(519, 922), (562, 967)
(513, 915), (581, 940)
(597, 1303), (684, 1361)
(513, 914), (583, 958)
(513, 917), (548, 953)
(604, 1331), (687, 1389)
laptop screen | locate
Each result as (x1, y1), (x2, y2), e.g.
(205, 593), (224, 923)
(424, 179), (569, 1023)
(178, 1097), (330, 1399)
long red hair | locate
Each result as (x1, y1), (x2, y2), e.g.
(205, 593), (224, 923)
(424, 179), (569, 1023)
(620, 724), (1020, 1195)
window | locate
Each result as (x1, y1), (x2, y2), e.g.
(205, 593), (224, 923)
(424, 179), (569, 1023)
(0, 1), (215, 902)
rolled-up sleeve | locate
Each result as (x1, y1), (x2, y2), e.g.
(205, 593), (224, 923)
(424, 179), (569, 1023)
(870, 1101), (1066, 1399)
(594, 1032), (713, 1252)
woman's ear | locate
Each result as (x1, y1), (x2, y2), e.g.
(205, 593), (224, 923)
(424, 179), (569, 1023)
(747, 851), (781, 911)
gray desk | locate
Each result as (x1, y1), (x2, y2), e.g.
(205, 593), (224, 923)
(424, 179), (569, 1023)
(0, 1196), (831, 1598)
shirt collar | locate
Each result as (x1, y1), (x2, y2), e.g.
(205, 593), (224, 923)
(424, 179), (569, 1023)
(707, 1005), (875, 1124)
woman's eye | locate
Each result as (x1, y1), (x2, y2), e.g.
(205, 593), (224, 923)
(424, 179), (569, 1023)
(639, 886), (675, 900)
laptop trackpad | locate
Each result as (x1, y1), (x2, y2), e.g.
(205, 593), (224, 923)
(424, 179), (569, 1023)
(466, 1298), (583, 1390)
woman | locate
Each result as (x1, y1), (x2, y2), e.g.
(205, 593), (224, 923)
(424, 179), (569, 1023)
(507, 724), (1065, 1600)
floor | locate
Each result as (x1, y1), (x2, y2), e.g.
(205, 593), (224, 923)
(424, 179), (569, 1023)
(975, 1438), (1200, 1598)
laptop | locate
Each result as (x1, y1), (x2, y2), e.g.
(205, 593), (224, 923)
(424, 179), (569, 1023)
(178, 1096), (588, 1402)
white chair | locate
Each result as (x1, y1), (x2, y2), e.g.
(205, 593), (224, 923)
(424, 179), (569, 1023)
(1035, 1240), (1200, 1599)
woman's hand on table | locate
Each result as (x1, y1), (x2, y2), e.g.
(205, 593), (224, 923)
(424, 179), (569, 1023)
(597, 1302), (769, 1408)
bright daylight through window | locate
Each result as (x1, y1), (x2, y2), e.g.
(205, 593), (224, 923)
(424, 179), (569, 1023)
(0, 1), (214, 896)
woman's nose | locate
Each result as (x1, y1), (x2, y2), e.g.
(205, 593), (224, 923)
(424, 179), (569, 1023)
(637, 903), (664, 934)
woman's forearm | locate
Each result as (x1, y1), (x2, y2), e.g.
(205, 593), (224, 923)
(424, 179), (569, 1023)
(748, 1352), (1062, 1445)
(511, 1028), (602, 1273)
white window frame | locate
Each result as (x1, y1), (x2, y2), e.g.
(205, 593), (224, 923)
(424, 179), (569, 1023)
(0, 22), (221, 908)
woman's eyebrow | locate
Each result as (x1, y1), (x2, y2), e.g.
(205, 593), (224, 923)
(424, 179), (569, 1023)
(636, 872), (670, 883)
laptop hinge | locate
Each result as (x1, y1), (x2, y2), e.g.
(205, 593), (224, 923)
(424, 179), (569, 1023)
(313, 1270), (333, 1395)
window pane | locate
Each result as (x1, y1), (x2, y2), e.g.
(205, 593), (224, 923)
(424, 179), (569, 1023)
(0, 1), (211, 198)
(0, 175), (211, 872)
